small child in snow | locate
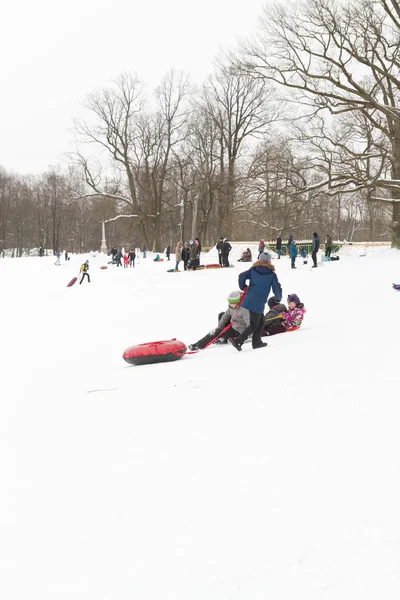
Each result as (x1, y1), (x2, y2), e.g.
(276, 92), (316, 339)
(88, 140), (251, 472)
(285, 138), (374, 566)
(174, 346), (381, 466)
(123, 254), (129, 268)
(263, 296), (287, 335)
(264, 293), (305, 335)
(188, 291), (250, 351)
(79, 260), (90, 284)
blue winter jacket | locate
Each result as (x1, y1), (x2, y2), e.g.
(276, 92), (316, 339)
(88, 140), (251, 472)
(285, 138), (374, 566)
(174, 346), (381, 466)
(289, 243), (298, 258)
(238, 261), (282, 314)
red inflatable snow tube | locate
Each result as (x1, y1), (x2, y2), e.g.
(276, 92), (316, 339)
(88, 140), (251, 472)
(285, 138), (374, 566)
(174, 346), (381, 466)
(123, 339), (187, 366)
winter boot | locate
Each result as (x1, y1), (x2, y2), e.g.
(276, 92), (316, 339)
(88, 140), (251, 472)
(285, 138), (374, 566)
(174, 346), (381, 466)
(252, 341), (268, 349)
(231, 340), (242, 352)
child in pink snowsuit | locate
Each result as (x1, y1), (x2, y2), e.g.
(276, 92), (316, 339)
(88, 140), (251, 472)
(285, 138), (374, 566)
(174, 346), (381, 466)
(264, 293), (305, 336)
(123, 254), (129, 268)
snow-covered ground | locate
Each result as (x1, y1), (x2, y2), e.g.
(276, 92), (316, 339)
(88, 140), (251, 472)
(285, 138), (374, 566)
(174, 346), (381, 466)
(2, 247), (400, 599)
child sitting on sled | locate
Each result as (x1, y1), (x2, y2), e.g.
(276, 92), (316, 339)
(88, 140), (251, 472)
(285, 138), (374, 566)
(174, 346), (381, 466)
(263, 296), (287, 335)
(238, 248), (252, 262)
(188, 291), (250, 351)
(263, 293), (305, 336)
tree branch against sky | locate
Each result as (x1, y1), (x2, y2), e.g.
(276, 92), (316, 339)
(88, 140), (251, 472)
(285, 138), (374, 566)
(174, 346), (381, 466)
(236, 0), (400, 246)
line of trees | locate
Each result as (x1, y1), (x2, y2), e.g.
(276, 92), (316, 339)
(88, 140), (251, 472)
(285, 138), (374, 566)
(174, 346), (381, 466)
(1, 0), (398, 255)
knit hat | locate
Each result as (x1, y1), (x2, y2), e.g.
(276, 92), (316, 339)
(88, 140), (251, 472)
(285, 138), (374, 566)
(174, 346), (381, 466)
(267, 296), (279, 308)
(228, 290), (241, 305)
(259, 252), (272, 263)
(287, 293), (300, 305)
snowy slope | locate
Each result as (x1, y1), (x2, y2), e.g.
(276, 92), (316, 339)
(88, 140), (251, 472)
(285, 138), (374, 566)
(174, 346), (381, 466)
(1, 248), (400, 599)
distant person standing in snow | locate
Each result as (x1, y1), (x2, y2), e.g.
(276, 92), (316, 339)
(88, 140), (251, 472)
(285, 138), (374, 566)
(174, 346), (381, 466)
(221, 238), (232, 267)
(128, 249), (136, 267)
(54, 251), (61, 266)
(287, 235), (293, 256)
(181, 242), (190, 270)
(142, 244), (147, 258)
(115, 250), (123, 267)
(276, 235), (282, 259)
(175, 241), (183, 271)
(216, 237), (224, 266)
(195, 238), (202, 258)
(166, 245), (171, 261)
(79, 260), (90, 284)
(188, 239), (199, 270)
(312, 232), (320, 268)
(258, 240), (265, 258)
(325, 234), (333, 258)
(289, 240), (298, 269)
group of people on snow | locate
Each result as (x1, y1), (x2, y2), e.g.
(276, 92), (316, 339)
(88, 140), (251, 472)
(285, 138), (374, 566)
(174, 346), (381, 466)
(189, 251), (305, 352)
(284, 232), (321, 269)
(172, 238), (202, 271)
(109, 247), (136, 268)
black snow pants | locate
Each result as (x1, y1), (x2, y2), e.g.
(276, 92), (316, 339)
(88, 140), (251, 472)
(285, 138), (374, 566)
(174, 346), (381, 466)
(234, 311), (264, 348)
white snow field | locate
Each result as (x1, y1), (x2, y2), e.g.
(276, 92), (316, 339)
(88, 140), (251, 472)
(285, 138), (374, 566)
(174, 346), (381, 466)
(2, 247), (400, 599)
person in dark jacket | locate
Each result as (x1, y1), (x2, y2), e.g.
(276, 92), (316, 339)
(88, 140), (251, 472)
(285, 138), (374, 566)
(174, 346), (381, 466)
(263, 296), (287, 335)
(325, 234), (333, 258)
(142, 244), (147, 258)
(181, 242), (190, 270)
(232, 252), (282, 351)
(216, 237), (224, 266)
(258, 240), (265, 258)
(166, 245), (171, 261)
(289, 240), (298, 269)
(276, 235), (282, 259)
(188, 239), (199, 270)
(195, 238), (202, 258)
(128, 249), (136, 267)
(221, 238), (232, 267)
(115, 250), (123, 266)
(287, 235), (293, 256)
(312, 232), (320, 267)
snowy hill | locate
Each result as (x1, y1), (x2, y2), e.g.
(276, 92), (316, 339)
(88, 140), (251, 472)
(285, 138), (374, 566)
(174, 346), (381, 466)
(2, 248), (400, 599)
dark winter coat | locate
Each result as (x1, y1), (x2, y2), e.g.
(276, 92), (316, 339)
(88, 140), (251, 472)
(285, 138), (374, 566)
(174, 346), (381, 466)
(312, 234), (320, 252)
(258, 242), (265, 254)
(181, 247), (190, 263)
(216, 239), (223, 253)
(276, 237), (282, 250)
(264, 302), (287, 330)
(128, 251), (136, 260)
(238, 260), (282, 314)
(189, 244), (198, 260)
(289, 243), (298, 258)
(221, 240), (232, 255)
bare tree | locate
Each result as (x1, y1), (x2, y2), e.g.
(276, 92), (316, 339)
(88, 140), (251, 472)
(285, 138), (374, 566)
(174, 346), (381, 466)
(198, 65), (279, 237)
(238, 0), (400, 246)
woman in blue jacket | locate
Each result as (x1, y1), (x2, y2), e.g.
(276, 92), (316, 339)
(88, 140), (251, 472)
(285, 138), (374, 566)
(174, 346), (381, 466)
(232, 252), (282, 351)
(289, 240), (298, 269)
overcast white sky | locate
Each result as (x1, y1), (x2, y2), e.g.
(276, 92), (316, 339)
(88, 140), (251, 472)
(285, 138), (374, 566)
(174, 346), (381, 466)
(0, 0), (267, 174)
